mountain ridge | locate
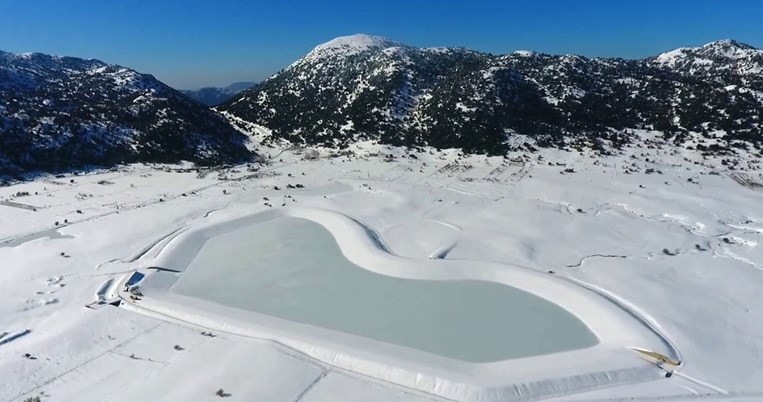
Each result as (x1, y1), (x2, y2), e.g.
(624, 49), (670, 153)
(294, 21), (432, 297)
(220, 34), (762, 156)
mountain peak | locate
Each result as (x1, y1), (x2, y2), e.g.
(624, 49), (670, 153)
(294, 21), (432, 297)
(309, 34), (405, 57)
(696, 39), (758, 60)
(512, 50), (538, 58)
(653, 39), (760, 67)
(702, 39), (755, 50)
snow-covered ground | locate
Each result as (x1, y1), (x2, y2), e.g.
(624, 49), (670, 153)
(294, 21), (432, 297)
(1, 138), (762, 401)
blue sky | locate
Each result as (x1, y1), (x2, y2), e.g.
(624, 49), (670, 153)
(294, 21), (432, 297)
(1, 0), (761, 89)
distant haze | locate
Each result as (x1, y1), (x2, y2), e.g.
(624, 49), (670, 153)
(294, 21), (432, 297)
(180, 81), (257, 106)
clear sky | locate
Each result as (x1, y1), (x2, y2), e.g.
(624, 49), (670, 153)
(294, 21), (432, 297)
(1, 0), (761, 89)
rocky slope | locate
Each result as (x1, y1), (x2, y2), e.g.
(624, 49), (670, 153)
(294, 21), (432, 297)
(0, 51), (251, 176)
(181, 81), (255, 106)
(220, 35), (762, 155)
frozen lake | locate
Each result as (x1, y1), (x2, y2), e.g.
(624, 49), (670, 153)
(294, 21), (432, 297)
(171, 217), (598, 362)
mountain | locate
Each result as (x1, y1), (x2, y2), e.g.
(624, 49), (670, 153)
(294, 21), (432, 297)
(220, 34), (763, 155)
(0, 51), (252, 176)
(181, 81), (256, 106)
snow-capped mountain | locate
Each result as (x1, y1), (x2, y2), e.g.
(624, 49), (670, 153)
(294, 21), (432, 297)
(652, 39), (761, 72)
(0, 51), (251, 176)
(220, 34), (762, 155)
(304, 34), (406, 60)
(181, 81), (256, 106)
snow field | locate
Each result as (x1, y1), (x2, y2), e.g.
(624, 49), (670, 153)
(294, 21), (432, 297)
(0, 140), (761, 400)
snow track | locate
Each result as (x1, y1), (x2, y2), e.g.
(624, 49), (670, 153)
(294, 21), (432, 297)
(672, 372), (728, 395)
(5, 323), (165, 402)
(565, 254), (628, 268)
(292, 371), (329, 402)
(0, 329), (31, 347)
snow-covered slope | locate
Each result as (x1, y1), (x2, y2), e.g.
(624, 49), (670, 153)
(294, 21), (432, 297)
(652, 39), (763, 73)
(0, 139), (762, 401)
(0, 51), (252, 176)
(220, 36), (763, 156)
(306, 34), (406, 59)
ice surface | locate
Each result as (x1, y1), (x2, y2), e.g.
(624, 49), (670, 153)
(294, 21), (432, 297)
(171, 217), (597, 363)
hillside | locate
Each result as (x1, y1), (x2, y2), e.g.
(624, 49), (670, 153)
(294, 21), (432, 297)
(0, 51), (252, 176)
(220, 34), (762, 156)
